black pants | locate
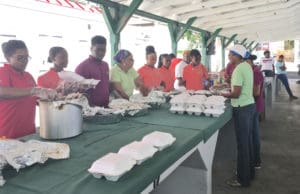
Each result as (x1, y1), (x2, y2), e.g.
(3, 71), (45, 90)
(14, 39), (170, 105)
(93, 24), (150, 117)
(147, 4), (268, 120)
(233, 104), (256, 186)
(253, 111), (261, 166)
(262, 70), (274, 77)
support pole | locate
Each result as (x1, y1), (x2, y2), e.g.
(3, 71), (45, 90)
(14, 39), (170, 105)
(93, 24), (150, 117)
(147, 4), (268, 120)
(224, 34), (238, 48)
(168, 17), (197, 55)
(241, 38), (247, 46)
(221, 37), (226, 69)
(206, 28), (222, 46)
(201, 32), (210, 71)
(100, 0), (143, 65)
(246, 41), (255, 50)
(250, 43), (260, 52)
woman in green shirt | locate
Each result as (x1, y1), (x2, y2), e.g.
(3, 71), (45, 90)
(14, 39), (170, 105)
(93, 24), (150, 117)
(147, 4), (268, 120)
(222, 45), (256, 187)
(111, 49), (148, 100)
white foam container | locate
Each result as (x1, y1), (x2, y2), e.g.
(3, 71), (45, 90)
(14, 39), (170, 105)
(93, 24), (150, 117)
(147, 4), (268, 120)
(170, 105), (186, 114)
(88, 153), (136, 181)
(118, 141), (158, 165)
(204, 109), (224, 117)
(142, 131), (176, 151)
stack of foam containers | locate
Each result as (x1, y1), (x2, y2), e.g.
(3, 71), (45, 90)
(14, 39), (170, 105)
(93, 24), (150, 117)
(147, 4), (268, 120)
(169, 93), (191, 114)
(88, 131), (176, 182)
(170, 93), (226, 117)
(203, 96), (226, 117)
(185, 95), (207, 116)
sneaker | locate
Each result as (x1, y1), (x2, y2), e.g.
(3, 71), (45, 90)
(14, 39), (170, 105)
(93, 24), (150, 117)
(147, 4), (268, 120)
(226, 179), (242, 187)
(254, 165), (261, 170)
(290, 96), (298, 100)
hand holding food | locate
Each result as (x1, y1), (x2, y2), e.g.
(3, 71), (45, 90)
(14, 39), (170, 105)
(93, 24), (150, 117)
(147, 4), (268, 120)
(209, 83), (231, 95)
(31, 87), (57, 100)
(56, 81), (81, 96)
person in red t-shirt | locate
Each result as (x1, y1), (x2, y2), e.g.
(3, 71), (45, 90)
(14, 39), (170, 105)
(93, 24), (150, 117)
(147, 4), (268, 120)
(183, 49), (209, 90)
(224, 52), (237, 84)
(37, 47), (68, 89)
(246, 54), (264, 169)
(137, 45), (164, 90)
(158, 54), (174, 92)
(0, 40), (57, 138)
(38, 47), (85, 96)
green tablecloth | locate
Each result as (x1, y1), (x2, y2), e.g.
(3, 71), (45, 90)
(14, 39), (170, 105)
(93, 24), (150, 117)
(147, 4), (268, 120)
(1, 106), (232, 194)
(129, 105), (232, 142)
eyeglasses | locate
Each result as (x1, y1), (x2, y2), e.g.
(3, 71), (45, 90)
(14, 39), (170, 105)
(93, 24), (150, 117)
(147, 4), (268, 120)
(13, 55), (32, 63)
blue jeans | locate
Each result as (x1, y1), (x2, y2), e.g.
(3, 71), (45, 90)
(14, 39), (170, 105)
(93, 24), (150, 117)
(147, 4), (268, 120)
(233, 104), (256, 186)
(253, 111), (261, 166)
(277, 74), (293, 97)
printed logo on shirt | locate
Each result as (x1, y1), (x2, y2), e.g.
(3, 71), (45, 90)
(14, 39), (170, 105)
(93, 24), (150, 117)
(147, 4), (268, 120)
(262, 59), (273, 63)
(197, 70), (203, 77)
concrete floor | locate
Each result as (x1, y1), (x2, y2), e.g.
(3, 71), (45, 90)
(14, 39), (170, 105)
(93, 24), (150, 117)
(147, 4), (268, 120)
(213, 77), (300, 194)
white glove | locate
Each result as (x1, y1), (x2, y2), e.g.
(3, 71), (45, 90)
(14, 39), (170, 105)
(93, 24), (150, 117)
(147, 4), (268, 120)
(31, 87), (57, 100)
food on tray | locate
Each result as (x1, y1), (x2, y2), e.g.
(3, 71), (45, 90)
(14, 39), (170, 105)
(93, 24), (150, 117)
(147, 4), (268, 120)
(55, 71), (100, 96)
(51, 94), (122, 117)
(192, 90), (211, 95)
(130, 90), (166, 107)
(209, 83), (231, 95)
(109, 99), (150, 116)
(0, 139), (70, 186)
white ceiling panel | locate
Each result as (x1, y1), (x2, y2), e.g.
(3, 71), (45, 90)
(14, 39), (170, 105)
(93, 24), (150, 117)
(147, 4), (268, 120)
(102, 0), (300, 42)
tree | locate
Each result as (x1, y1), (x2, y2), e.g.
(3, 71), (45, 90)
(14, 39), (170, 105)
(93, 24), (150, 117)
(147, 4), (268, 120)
(183, 29), (202, 49)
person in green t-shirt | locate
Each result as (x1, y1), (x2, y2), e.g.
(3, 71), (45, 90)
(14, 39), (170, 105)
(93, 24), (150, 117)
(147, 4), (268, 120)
(110, 49), (148, 100)
(221, 45), (256, 187)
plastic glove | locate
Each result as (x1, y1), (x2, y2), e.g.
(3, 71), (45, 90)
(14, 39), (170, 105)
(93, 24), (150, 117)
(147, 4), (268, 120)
(56, 81), (80, 96)
(76, 80), (100, 92)
(31, 87), (57, 100)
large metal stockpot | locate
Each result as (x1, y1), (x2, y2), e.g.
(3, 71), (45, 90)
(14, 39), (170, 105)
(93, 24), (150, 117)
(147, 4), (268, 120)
(39, 101), (83, 139)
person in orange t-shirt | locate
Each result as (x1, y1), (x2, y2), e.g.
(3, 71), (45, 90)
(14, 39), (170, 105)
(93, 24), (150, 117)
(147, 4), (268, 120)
(137, 45), (164, 90)
(37, 47), (68, 89)
(158, 54), (174, 92)
(183, 49), (209, 91)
